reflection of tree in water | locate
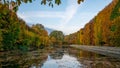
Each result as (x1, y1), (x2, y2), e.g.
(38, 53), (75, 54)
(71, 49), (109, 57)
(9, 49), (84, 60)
(68, 47), (120, 68)
(1, 60), (20, 68)
(41, 51), (82, 68)
(0, 50), (48, 68)
(1, 48), (120, 68)
(49, 50), (64, 59)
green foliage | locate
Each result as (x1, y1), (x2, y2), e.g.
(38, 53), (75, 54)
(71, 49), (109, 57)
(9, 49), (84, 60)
(50, 31), (64, 41)
(18, 45), (28, 52)
(1, 0), (84, 8)
(50, 30), (64, 45)
(55, 0), (61, 5)
(0, 4), (50, 51)
(97, 32), (102, 45)
(110, 17), (120, 47)
(110, 25), (116, 32)
(13, 6), (18, 12)
(110, 0), (120, 20)
(0, 30), (2, 50)
(0, 4), (20, 50)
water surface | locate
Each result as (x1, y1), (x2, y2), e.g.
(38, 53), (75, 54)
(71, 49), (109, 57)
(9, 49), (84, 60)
(0, 47), (120, 68)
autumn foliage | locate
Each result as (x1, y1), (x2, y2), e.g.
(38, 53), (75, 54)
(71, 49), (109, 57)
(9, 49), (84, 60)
(65, 0), (120, 47)
(0, 3), (52, 51)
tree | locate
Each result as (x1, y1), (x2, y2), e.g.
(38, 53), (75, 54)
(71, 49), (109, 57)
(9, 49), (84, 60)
(0, 0), (84, 11)
(31, 24), (49, 48)
(64, 0), (120, 47)
(110, 17), (120, 47)
(50, 30), (64, 45)
(0, 0), (84, 5)
(64, 33), (78, 44)
(0, 30), (2, 50)
(0, 4), (20, 50)
(110, 0), (120, 20)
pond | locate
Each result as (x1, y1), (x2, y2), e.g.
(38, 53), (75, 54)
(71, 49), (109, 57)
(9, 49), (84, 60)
(33, 54), (82, 68)
(0, 47), (120, 68)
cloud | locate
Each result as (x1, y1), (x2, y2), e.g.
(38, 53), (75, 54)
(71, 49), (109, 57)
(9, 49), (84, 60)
(17, 0), (80, 23)
(17, 0), (81, 35)
(17, 11), (65, 18)
(59, 0), (81, 28)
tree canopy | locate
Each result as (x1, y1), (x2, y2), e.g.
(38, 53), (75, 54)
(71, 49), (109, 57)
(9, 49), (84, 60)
(50, 30), (64, 45)
(0, 0), (84, 7)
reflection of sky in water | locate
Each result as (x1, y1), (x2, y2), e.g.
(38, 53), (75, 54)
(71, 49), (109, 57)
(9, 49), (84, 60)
(41, 54), (82, 68)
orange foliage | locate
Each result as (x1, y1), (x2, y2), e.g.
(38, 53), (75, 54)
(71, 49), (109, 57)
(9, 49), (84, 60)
(65, 0), (120, 46)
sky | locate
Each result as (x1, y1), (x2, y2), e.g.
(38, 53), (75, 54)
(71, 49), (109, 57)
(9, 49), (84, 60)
(17, 0), (112, 35)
